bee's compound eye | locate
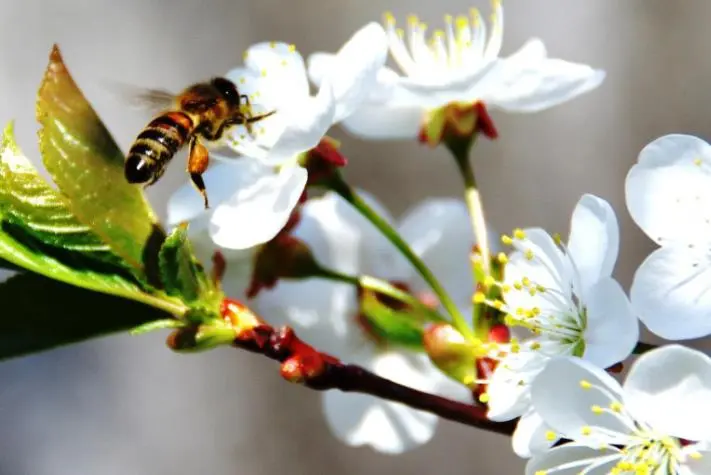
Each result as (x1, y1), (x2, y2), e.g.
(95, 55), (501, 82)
(124, 155), (154, 183)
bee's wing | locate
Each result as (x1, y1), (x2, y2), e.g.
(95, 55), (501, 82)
(104, 80), (178, 112)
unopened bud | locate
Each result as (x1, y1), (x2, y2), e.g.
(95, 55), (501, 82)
(247, 234), (321, 298)
(423, 323), (479, 387)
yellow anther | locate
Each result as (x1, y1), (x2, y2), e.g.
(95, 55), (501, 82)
(581, 426), (592, 436)
(433, 29), (445, 39)
(497, 252), (508, 264)
(534, 471), (547, 475)
(484, 275), (496, 288)
(689, 451), (703, 460)
(515, 307), (524, 316)
(407, 14), (419, 26)
(470, 8), (482, 26)
(553, 233), (562, 245)
(591, 405), (604, 414)
(513, 228), (526, 240)
(288, 44), (296, 53)
(269, 41), (277, 48)
(501, 235), (513, 245)
(455, 15), (469, 29)
(444, 14), (453, 23)
(281, 59), (287, 66)
(239, 77), (246, 84)
(525, 249), (534, 261)
(529, 288), (537, 296)
(536, 284), (546, 293)
(478, 392), (490, 403)
(521, 277), (531, 287)
(493, 299), (504, 310)
(420, 22), (428, 32)
(580, 380), (592, 390)
(531, 307), (541, 316)
(242, 50), (249, 60)
(260, 69), (267, 77)
(503, 314), (516, 326)
(694, 157), (703, 166)
(473, 291), (486, 304)
(530, 341), (541, 350)
(501, 284), (511, 293)
(513, 281), (523, 291)
(545, 430), (557, 441)
(609, 401), (623, 413)
(383, 11), (396, 25)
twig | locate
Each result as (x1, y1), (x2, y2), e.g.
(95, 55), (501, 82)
(232, 323), (516, 437)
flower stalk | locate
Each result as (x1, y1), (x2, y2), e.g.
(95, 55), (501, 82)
(324, 172), (476, 342)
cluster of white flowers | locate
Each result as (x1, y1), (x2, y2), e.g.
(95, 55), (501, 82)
(167, 2), (711, 473)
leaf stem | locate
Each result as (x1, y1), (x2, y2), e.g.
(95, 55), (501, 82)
(316, 266), (448, 324)
(326, 174), (475, 342)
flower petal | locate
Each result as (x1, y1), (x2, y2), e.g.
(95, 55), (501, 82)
(512, 409), (556, 458)
(623, 344), (711, 442)
(626, 134), (711, 246)
(487, 351), (548, 421)
(566, 194), (620, 291)
(526, 444), (622, 475)
(475, 38), (605, 112)
(531, 357), (629, 442)
(395, 198), (478, 306)
(260, 82), (336, 165)
(630, 246), (711, 340)
(166, 160), (265, 231)
(242, 42), (309, 104)
(320, 22), (388, 122)
(209, 165), (307, 249)
(582, 277), (638, 369)
(321, 352), (441, 453)
(340, 104), (424, 140)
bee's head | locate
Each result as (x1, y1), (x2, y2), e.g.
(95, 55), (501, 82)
(124, 154), (157, 184)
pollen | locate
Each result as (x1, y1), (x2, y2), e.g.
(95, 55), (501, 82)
(534, 471), (547, 475)
(407, 14), (419, 26)
(694, 157), (703, 166)
(545, 430), (557, 441)
(689, 451), (703, 460)
(269, 41), (277, 48)
(383, 11), (396, 25)
(288, 44), (296, 53)
(484, 275), (496, 288)
(473, 291), (486, 304)
(478, 392), (490, 403)
(529, 341), (541, 350)
(581, 426), (592, 436)
(501, 234), (513, 245)
(242, 50), (249, 60)
(580, 379), (592, 390)
(524, 249), (534, 260)
(497, 252), (508, 264)
(553, 233), (562, 245)
(513, 228), (526, 240)
(260, 69), (267, 77)
(610, 401), (623, 413)
(591, 404), (604, 415)
(239, 77), (246, 84)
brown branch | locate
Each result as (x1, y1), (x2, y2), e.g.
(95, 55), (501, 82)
(232, 323), (516, 437)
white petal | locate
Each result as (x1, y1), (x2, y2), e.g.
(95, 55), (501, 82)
(567, 194), (620, 291)
(321, 352), (440, 454)
(475, 38), (605, 112)
(487, 351), (548, 421)
(630, 246), (711, 340)
(260, 82), (336, 166)
(242, 42), (309, 104)
(625, 134), (711, 246)
(582, 277), (638, 369)
(296, 190), (396, 277)
(321, 22), (388, 122)
(531, 357), (630, 441)
(166, 160), (265, 231)
(526, 444), (622, 475)
(340, 104), (424, 140)
(209, 165), (307, 249)
(623, 344), (711, 442)
(513, 409), (556, 458)
(396, 199), (479, 306)
(684, 446), (711, 475)
(306, 52), (335, 87)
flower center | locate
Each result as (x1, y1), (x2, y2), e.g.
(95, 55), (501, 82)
(382, 1), (503, 80)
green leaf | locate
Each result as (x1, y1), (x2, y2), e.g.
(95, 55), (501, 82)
(360, 290), (424, 351)
(0, 122), (132, 276)
(159, 223), (215, 303)
(0, 272), (172, 360)
(36, 45), (164, 284)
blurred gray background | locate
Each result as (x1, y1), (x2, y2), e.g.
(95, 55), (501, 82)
(0, 0), (708, 474)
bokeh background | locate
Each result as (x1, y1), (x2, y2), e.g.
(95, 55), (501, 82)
(0, 0), (709, 473)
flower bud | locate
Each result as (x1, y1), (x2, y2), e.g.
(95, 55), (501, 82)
(246, 234), (321, 298)
(300, 137), (348, 187)
(423, 323), (480, 387)
(418, 101), (498, 149)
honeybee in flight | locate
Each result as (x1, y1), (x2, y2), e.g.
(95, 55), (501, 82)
(124, 77), (275, 208)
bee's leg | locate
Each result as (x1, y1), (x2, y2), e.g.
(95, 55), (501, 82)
(187, 136), (210, 209)
(239, 94), (255, 135)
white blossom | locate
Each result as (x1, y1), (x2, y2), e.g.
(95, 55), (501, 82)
(307, 2), (604, 140)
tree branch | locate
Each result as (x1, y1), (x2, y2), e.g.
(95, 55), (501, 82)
(232, 323), (516, 437)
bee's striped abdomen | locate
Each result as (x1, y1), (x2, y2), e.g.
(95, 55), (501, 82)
(124, 111), (195, 185)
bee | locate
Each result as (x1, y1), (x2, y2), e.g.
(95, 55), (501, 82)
(124, 77), (275, 208)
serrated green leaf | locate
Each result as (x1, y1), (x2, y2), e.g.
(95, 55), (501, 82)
(159, 224), (214, 302)
(0, 272), (172, 360)
(361, 290), (425, 351)
(36, 45), (164, 284)
(0, 122), (136, 279)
